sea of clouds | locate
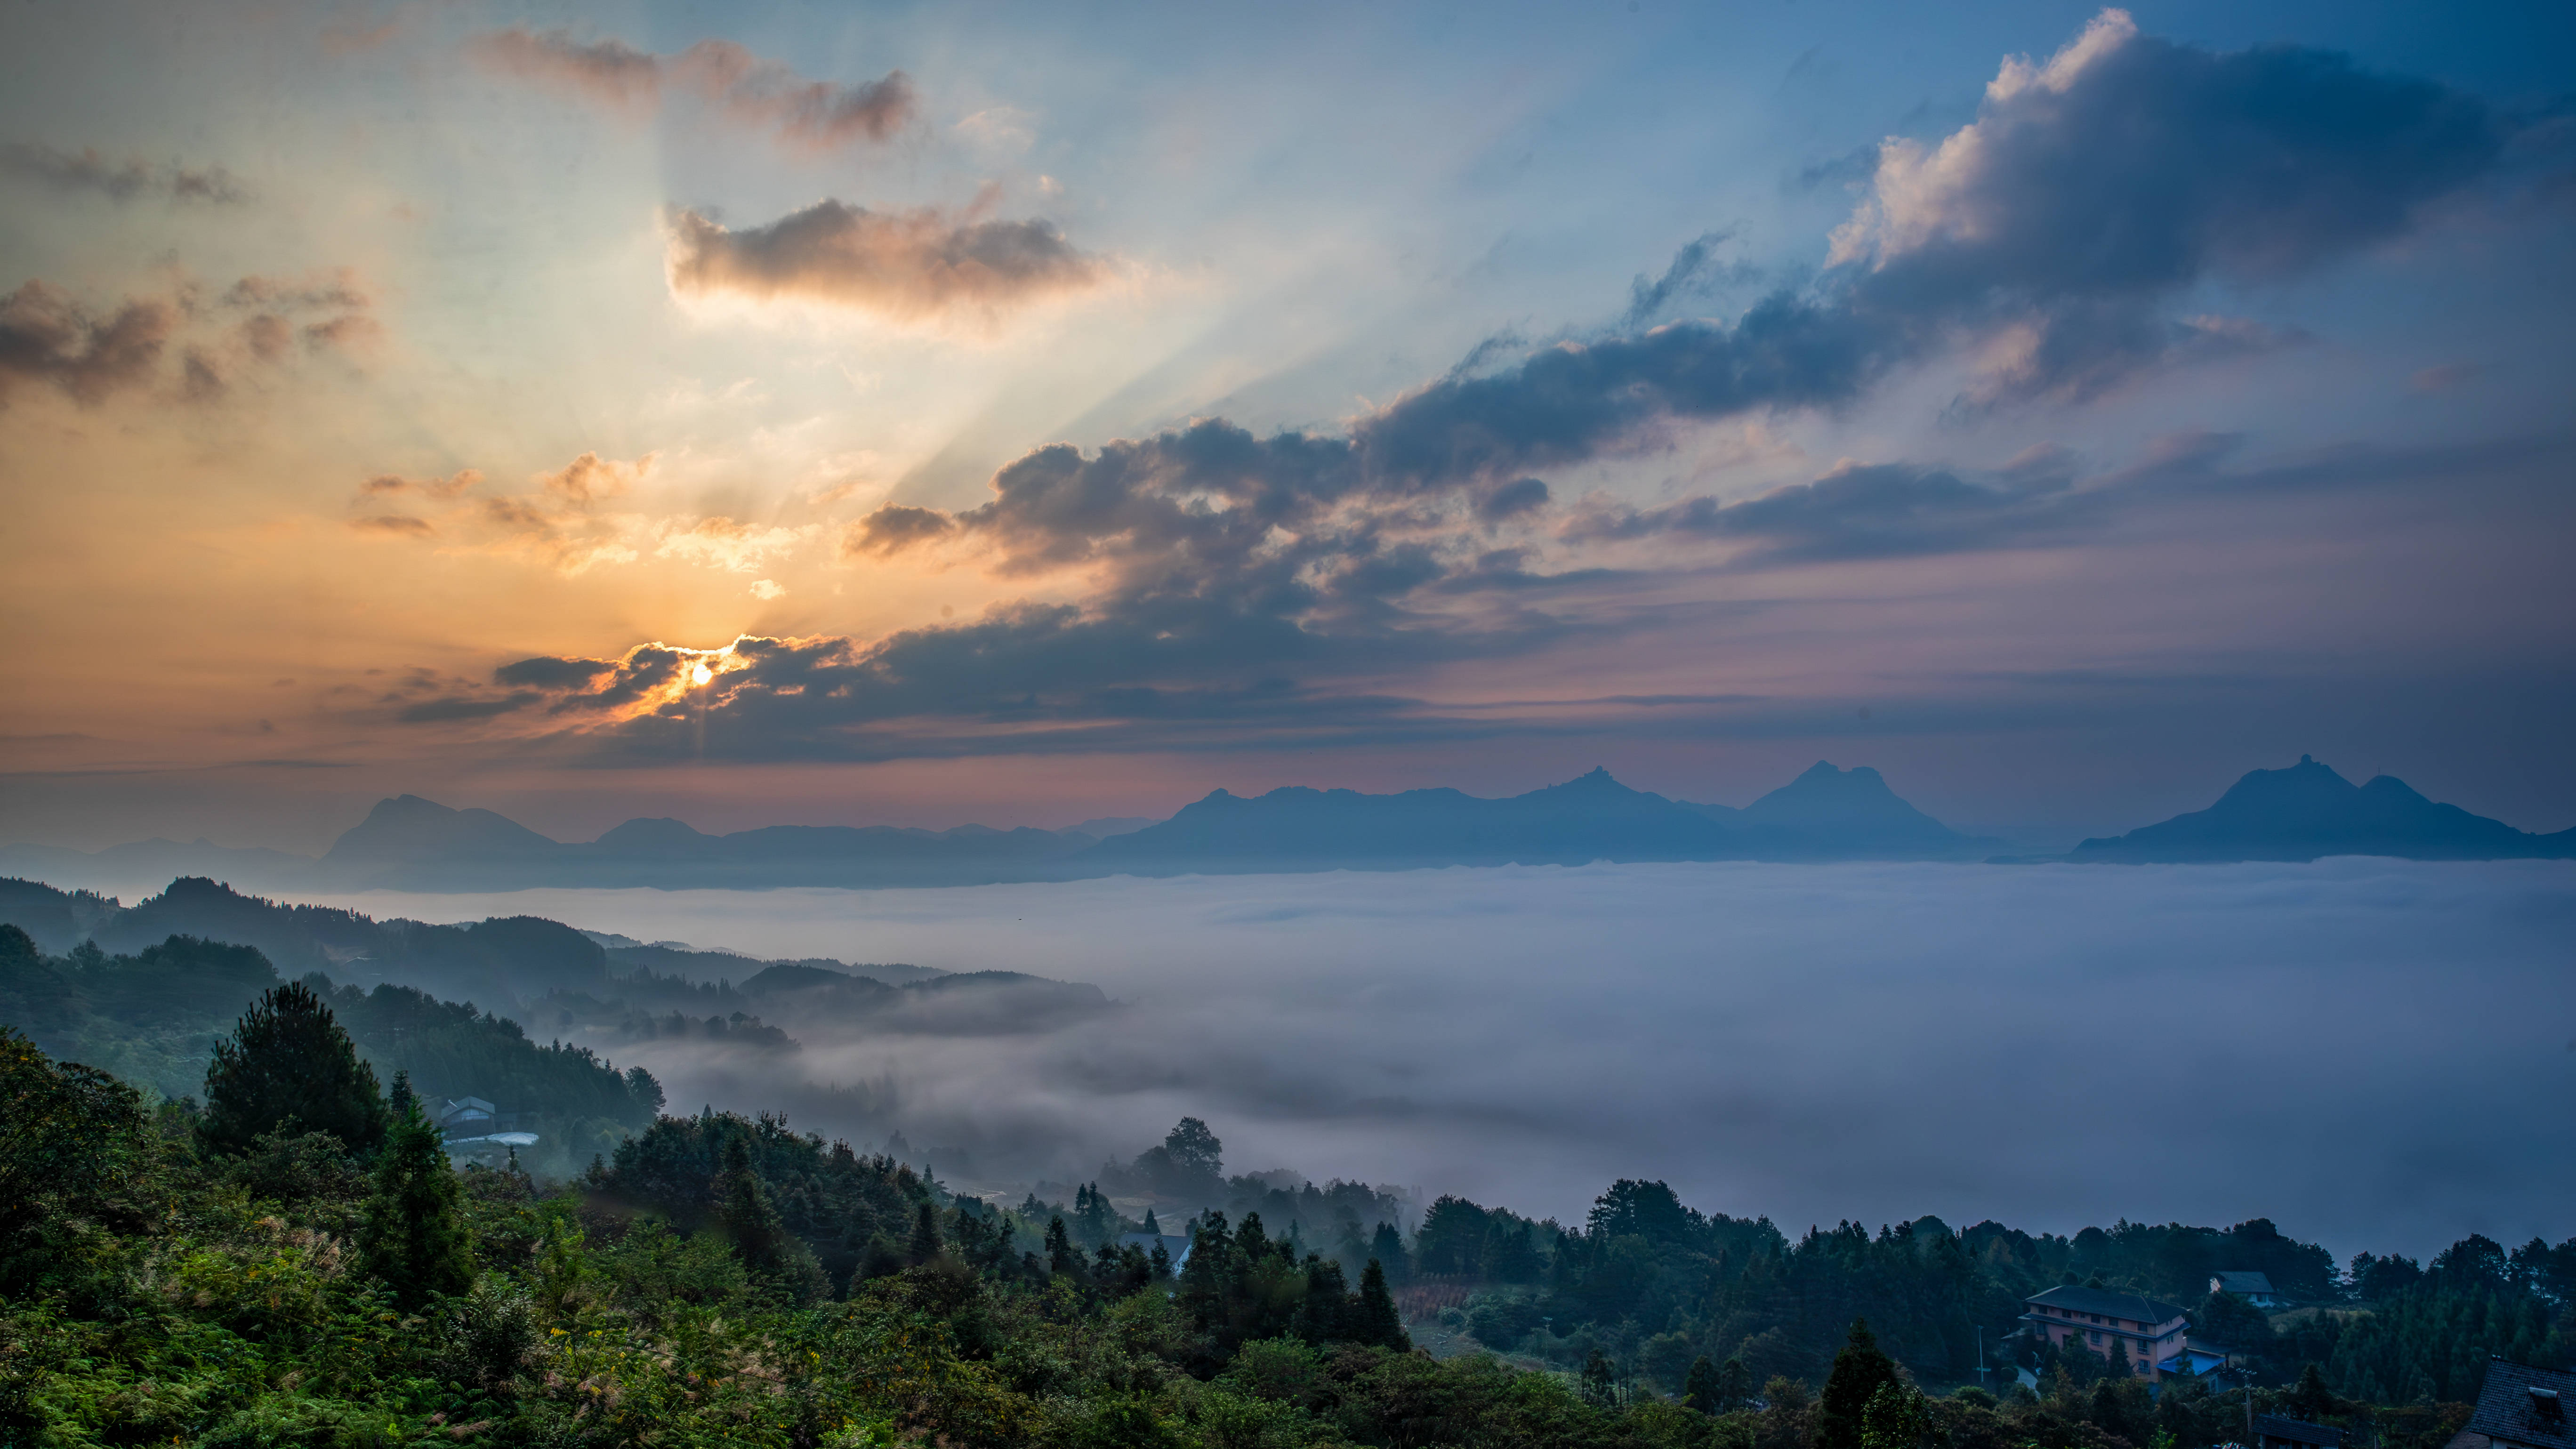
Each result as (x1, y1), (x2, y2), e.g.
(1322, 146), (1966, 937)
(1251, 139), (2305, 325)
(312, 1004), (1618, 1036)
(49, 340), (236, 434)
(299, 859), (2574, 1259)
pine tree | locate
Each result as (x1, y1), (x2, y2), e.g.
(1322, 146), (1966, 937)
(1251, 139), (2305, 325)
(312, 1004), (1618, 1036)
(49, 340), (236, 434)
(1718, 1356), (1753, 1412)
(909, 1200), (943, 1265)
(1046, 1215), (1082, 1278)
(1298, 1258), (1351, 1343)
(1582, 1348), (1621, 1408)
(201, 981), (386, 1157)
(708, 1132), (826, 1303)
(1141, 1208), (1161, 1236)
(1684, 1354), (1724, 1413)
(712, 1134), (788, 1272)
(1818, 1318), (1903, 1449)
(387, 1069), (415, 1121)
(1353, 1257), (1409, 1351)
(357, 1100), (474, 1309)
(1370, 1222), (1411, 1283)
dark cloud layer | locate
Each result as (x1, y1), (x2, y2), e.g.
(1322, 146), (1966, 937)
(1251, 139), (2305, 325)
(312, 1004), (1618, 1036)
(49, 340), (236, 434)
(0, 283), (174, 404)
(469, 29), (913, 153)
(0, 142), (250, 204)
(0, 268), (376, 408)
(1835, 9), (2500, 400)
(666, 200), (1103, 320)
(1368, 9), (2504, 456)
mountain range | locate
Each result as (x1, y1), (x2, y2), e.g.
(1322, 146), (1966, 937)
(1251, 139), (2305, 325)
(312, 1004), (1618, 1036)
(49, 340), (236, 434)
(0, 760), (1996, 891)
(1087, 762), (1984, 873)
(3, 757), (2568, 892)
(2069, 755), (2576, 863)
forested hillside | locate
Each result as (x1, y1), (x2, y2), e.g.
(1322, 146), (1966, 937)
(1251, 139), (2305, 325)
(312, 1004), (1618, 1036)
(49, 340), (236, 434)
(0, 923), (660, 1181)
(4, 974), (2571, 1448)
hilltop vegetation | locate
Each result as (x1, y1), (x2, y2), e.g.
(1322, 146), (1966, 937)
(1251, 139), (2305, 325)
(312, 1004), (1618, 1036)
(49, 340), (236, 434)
(0, 922), (660, 1181)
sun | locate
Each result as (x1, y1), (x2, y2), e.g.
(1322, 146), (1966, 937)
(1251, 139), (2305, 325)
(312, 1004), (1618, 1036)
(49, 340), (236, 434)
(690, 662), (714, 686)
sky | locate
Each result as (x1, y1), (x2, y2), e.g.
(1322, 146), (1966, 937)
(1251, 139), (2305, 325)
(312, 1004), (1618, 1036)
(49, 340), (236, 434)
(294, 858), (2576, 1259)
(4, 0), (2574, 852)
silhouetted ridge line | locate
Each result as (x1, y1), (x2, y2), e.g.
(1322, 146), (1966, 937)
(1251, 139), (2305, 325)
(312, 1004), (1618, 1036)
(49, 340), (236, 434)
(2069, 755), (2576, 863)
(1086, 761), (1985, 874)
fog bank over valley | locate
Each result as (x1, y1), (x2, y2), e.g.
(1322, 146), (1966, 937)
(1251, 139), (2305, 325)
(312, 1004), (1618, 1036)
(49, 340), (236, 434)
(286, 858), (2575, 1257)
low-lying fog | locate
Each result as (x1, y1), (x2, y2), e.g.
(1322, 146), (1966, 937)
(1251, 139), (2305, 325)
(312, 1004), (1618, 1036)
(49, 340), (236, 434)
(302, 859), (2572, 1257)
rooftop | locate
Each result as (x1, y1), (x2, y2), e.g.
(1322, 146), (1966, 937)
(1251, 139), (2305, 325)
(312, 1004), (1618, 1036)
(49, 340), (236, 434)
(2214, 1271), (2278, 1295)
(2466, 1358), (2576, 1449)
(2254, 1416), (2343, 1447)
(2026, 1284), (2190, 1325)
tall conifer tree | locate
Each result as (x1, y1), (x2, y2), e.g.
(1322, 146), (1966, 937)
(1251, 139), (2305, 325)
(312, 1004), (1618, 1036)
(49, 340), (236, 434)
(357, 1099), (474, 1309)
(1683, 1354), (1723, 1413)
(1818, 1318), (1902, 1449)
(201, 981), (386, 1157)
(713, 1134), (789, 1272)
(1354, 1257), (1409, 1351)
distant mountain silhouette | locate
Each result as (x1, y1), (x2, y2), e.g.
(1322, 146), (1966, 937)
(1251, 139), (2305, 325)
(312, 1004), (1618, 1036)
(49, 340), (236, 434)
(1681, 761), (1974, 855)
(315, 795), (1095, 889)
(1085, 763), (1985, 874)
(327, 794), (564, 867)
(2069, 756), (2576, 863)
(3, 762), (1996, 894)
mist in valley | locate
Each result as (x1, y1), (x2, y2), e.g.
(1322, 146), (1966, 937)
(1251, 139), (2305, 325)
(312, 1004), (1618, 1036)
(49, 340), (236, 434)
(273, 857), (2576, 1259)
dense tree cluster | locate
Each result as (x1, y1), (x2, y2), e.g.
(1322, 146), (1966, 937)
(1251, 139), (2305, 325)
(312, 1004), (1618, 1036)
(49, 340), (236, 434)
(0, 923), (660, 1179)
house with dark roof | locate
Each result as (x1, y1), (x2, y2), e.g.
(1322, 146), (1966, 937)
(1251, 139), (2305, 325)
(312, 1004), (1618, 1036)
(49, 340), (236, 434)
(2021, 1285), (2192, 1380)
(2447, 1358), (2576, 1449)
(2256, 1415), (2344, 1449)
(437, 1095), (537, 1152)
(2212, 1271), (2283, 1308)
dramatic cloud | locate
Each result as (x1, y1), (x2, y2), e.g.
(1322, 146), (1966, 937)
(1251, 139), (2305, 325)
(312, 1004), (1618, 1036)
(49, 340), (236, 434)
(469, 29), (914, 153)
(388, 423), (2576, 762)
(1321, 8), (2506, 475)
(0, 267), (378, 408)
(840, 503), (953, 558)
(1832, 8), (2500, 400)
(376, 12), (2542, 764)
(1555, 435), (2260, 565)
(0, 142), (250, 204)
(665, 199), (1103, 321)
(0, 282), (173, 404)
(493, 656), (616, 690)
